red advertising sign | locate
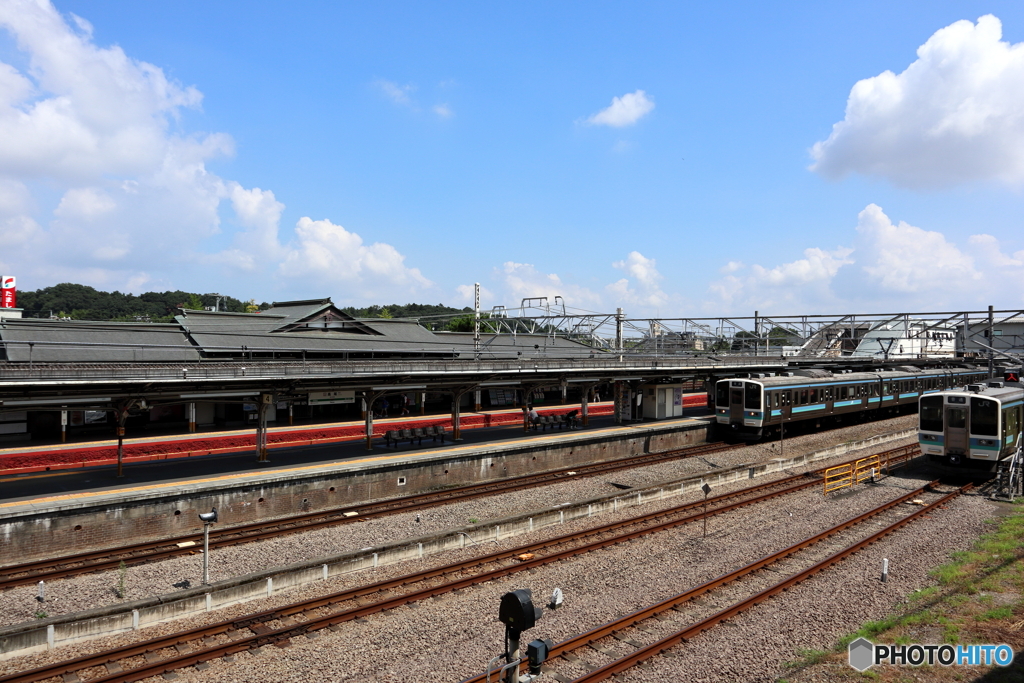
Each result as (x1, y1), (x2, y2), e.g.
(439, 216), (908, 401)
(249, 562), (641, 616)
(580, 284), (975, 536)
(0, 276), (15, 308)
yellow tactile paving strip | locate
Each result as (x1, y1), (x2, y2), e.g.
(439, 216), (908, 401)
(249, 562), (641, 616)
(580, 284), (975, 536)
(0, 417), (704, 512)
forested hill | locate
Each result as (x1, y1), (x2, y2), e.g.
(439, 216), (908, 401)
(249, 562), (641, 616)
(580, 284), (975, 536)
(11, 283), (470, 323)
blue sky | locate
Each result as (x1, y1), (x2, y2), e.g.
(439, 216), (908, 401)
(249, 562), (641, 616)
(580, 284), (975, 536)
(1, 0), (1023, 316)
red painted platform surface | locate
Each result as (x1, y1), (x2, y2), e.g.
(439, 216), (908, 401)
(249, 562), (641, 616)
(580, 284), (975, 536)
(0, 395), (708, 474)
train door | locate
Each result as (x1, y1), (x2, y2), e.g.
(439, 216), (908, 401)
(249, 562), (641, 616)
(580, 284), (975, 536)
(945, 404), (969, 456)
(729, 381), (744, 424)
(657, 388), (667, 419)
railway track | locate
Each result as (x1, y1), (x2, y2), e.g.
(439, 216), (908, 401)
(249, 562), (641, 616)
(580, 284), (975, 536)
(0, 441), (744, 590)
(0, 447), (916, 683)
(468, 481), (970, 683)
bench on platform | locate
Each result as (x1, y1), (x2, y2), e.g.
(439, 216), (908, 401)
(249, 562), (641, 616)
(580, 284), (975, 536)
(383, 424), (446, 448)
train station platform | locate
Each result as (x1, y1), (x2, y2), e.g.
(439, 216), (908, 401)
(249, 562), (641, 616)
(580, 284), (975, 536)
(0, 400), (715, 561)
(0, 402), (635, 475)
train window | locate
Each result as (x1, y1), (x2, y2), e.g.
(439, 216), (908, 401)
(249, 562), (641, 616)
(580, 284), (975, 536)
(783, 391), (791, 406)
(870, 384), (878, 397)
(824, 387), (832, 401)
(810, 388), (818, 403)
(970, 397), (999, 436)
(744, 383), (761, 410)
(800, 389), (808, 405)
(949, 408), (966, 429)
(1003, 406), (1020, 443)
(919, 396), (943, 432)
(716, 383), (728, 407)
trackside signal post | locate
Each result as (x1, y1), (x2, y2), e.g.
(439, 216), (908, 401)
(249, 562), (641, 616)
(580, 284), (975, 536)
(489, 589), (554, 683)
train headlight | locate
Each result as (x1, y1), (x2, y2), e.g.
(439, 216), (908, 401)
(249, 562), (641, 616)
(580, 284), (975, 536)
(978, 439), (995, 446)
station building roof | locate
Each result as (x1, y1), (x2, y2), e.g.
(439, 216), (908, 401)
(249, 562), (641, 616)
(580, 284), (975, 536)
(0, 298), (593, 362)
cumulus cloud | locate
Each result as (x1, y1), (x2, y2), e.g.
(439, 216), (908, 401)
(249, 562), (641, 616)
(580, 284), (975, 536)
(279, 217), (431, 297)
(707, 204), (1024, 312)
(853, 204), (979, 291)
(492, 262), (603, 310)
(585, 90), (655, 127)
(607, 251), (669, 308)
(0, 1), (430, 302)
(811, 15), (1024, 188)
(709, 247), (854, 311)
(455, 283), (495, 305)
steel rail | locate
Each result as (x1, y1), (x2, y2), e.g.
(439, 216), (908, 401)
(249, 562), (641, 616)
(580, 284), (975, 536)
(565, 483), (970, 683)
(459, 479), (951, 683)
(0, 459), (845, 683)
(0, 441), (746, 589)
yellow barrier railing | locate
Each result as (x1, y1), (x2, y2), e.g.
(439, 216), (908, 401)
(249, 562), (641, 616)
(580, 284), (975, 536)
(854, 454), (881, 484)
(823, 463), (853, 494)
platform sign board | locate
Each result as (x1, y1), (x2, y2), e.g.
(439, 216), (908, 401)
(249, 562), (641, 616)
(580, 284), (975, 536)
(309, 390), (355, 405)
(0, 275), (14, 308)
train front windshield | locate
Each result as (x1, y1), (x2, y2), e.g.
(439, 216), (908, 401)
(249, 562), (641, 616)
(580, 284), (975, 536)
(745, 383), (761, 410)
(716, 382), (729, 407)
(970, 397), (999, 436)
(919, 396), (943, 432)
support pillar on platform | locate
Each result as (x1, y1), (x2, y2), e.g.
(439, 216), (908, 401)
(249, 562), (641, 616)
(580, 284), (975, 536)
(188, 402), (196, 433)
(420, 392), (426, 416)
(363, 391), (385, 451)
(288, 403), (294, 426)
(60, 409), (67, 443)
(115, 405), (130, 478)
(474, 390), (481, 412)
(256, 397), (270, 463)
(613, 381), (624, 425)
(452, 391), (464, 441)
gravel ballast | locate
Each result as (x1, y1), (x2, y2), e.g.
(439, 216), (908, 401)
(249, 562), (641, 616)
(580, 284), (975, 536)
(0, 416), (916, 629)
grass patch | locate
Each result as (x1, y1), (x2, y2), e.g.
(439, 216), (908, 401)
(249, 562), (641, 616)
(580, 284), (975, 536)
(784, 649), (829, 668)
(976, 606), (1013, 621)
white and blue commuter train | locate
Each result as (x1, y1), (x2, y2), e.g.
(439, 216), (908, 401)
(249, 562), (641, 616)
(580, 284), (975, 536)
(918, 375), (1023, 468)
(715, 367), (989, 440)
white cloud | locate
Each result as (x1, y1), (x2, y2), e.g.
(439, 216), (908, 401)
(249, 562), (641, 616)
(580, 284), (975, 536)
(496, 262), (603, 309)
(376, 79), (415, 107)
(608, 251), (669, 309)
(709, 247), (854, 311)
(54, 187), (116, 219)
(853, 204), (979, 291)
(585, 90), (655, 128)
(455, 283), (495, 305)
(811, 15), (1024, 188)
(433, 103), (453, 118)
(707, 204), (1024, 312)
(0, 1), (432, 303)
(720, 261), (744, 274)
(279, 217), (432, 297)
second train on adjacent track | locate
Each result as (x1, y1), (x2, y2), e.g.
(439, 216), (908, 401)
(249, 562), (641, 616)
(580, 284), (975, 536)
(715, 366), (989, 440)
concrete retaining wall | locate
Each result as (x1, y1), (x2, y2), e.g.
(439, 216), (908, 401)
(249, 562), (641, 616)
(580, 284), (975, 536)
(0, 428), (916, 660)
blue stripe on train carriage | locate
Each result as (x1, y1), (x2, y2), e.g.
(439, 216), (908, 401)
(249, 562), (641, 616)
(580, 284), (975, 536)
(792, 404), (827, 414)
(868, 397), (880, 404)
(899, 393), (919, 399)
(834, 400), (863, 408)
